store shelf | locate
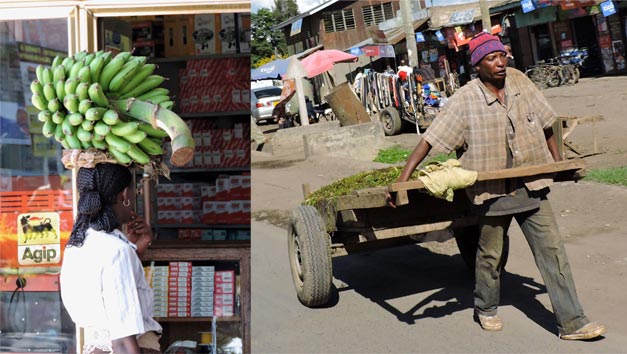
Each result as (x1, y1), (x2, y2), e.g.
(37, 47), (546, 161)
(150, 53), (250, 63)
(156, 224), (249, 229)
(179, 111), (249, 118)
(155, 316), (241, 323)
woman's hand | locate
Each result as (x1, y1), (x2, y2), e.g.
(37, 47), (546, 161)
(126, 211), (153, 254)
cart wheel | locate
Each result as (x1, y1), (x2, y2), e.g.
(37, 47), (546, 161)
(379, 107), (402, 136)
(287, 205), (332, 307)
(453, 226), (509, 272)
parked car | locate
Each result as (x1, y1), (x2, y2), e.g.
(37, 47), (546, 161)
(251, 86), (283, 123)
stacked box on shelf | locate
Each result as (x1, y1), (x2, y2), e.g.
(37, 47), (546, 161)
(191, 266), (215, 317)
(178, 58), (250, 113)
(214, 270), (235, 317)
(201, 175), (250, 225)
(132, 20), (165, 58)
(148, 266), (169, 317)
(167, 262), (192, 317)
(156, 183), (202, 226)
(166, 119), (250, 170)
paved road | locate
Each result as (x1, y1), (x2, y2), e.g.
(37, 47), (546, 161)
(251, 181), (627, 353)
(250, 75), (627, 353)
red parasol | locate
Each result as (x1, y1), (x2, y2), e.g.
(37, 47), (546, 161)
(300, 49), (358, 78)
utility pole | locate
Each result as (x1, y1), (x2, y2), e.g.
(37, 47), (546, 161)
(480, 0), (492, 33)
(400, 0), (419, 67)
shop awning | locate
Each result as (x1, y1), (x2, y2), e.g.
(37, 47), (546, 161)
(428, 1), (512, 29)
(383, 17), (429, 44)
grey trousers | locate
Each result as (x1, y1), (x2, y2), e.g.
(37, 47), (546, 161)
(474, 198), (589, 335)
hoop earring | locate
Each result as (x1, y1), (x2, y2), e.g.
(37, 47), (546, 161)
(122, 199), (131, 207)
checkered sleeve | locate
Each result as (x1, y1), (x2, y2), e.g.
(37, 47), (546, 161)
(422, 92), (467, 154)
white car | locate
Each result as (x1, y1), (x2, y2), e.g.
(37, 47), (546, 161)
(251, 86), (283, 123)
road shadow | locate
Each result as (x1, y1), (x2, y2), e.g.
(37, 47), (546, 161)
(331, 243), (557, 335)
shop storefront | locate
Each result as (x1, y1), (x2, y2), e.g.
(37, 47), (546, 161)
(0, 1), (250, 353)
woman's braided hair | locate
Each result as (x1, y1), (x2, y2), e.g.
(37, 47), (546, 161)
(66, 163), (132, 247)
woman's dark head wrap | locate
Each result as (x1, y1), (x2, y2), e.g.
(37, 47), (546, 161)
(67, 163), (132, 247)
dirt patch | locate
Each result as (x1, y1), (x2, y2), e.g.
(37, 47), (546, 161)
(252, 209), (291, 230)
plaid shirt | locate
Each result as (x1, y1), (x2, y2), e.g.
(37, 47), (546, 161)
(423, 68), (557, 205)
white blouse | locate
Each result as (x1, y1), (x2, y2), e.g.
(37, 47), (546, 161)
(60, 228), (162, 344)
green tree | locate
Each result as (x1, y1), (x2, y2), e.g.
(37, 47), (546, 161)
(273, 0), (299, 23)
(252, 0), (300, 67)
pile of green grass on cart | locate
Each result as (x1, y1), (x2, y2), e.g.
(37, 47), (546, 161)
(304, 151), (456, 206)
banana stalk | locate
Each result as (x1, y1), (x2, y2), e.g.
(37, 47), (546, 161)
(111, 99), (194, 167)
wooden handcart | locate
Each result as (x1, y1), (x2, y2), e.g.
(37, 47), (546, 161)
(287, 159), (587, 307)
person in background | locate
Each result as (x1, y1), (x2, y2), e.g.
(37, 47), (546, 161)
(353, 67), (365, 98)
(504, 45), (515, 68)
(397, 59), (413, 76)
(388, 32), (606, 340)
(60, 163), (162, 354)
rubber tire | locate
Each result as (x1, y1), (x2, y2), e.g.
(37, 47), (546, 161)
(379, 107), (402, 136)
(547, 68), (561, 87)
(453, 225), (509, 272)
(288, 205), (333, 307)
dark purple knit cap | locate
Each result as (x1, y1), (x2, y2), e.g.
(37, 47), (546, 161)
(469, 32), (506, 66)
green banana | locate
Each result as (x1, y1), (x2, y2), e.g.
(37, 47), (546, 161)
(137, 136), (164, 155)
(102, 109), (120, 125)
(136, 87), (169, 101)
(137, 123), (168, 138)
(85, 107), (108, 121)
(47, 98), (61, 113)
(36, 65), (45, 83)
(62, 117), (75, 136)
(81, 119), (95, 132)
(75, 82), (90, 101)
(38, 110), (52, 122)
(31, 92), (48, 111)
(74, 50), (87, 62)
(42, 120), (56, 138)
(108, 59), (141, 92)
(64, 78), (79, 96)
(100, 51), (113, 66)
(43, 83), (57, 101)
(55, 80), (66, 101)
(51, 55), (63, 69)
(118, 63), (156, 95)
(98, 56), (126, 90)
(94, 121), (111, 136)
(63, 94), (79, 113)
(69, 60), (85, 80)
(92, 133), (106, 142)
(65, 132), (82, 149)
(30, 80), (44, 97)
(77, 66), (91, 84)
(62, 57), (75, 76)
(84, 53), (96, 66)
(54, 123), (65, 143)
(76, 126), (93, 142)
(122, 129), (147, 144)
(108, 146), (132, 164)
(88, 83), (110, 107)
(89, 56), (105, 83)
(41, 68), (53, 85)
(81, 140), (94, 149)
(120, 75), (165, 99)
(114, 51), (132, 62)
(78, 99), (92, 115)
(67, 112), (84, 126)
(159, 101), (174, 110)
(127, 143), (150, 164)
(110, 121), (140, 136)
(53, 65), (66, 82)
(105, 133), (131, 153)
(52, 111), (65, 124)
(91, 136), (107, 149)
(146, 95), (170, 105)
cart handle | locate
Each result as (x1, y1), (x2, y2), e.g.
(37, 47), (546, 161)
(388, 159), (586, 206)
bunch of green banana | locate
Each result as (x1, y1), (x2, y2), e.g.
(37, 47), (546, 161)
(30, 50), (194, 167)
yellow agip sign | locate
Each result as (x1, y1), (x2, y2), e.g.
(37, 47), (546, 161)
(17, 212), (61, 265)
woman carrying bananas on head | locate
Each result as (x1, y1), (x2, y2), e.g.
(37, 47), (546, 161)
(60, 163), (161, 354)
